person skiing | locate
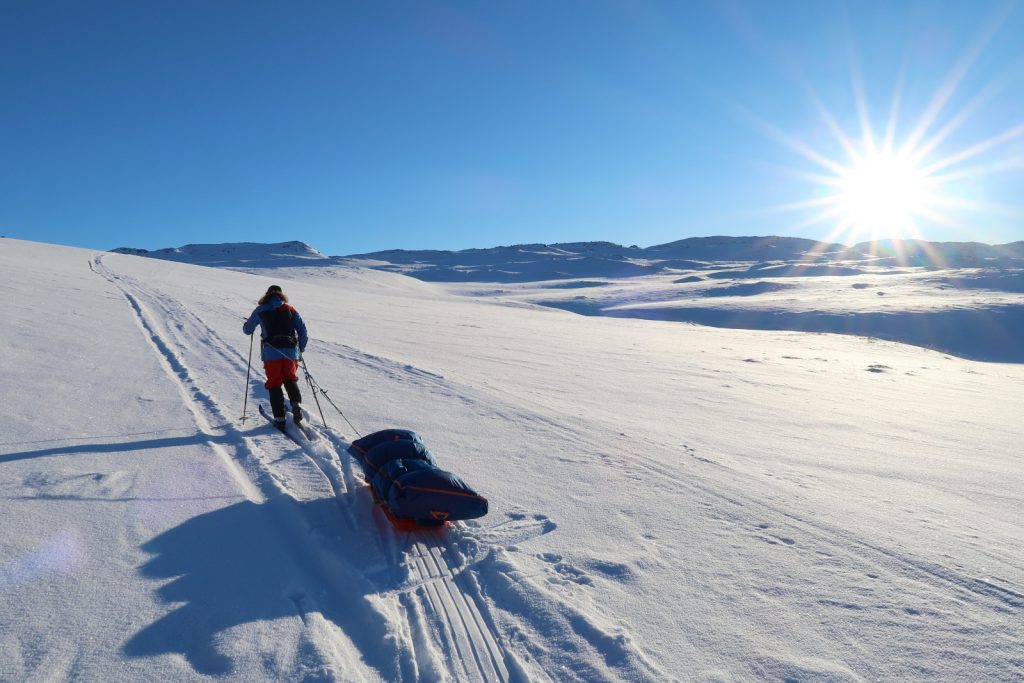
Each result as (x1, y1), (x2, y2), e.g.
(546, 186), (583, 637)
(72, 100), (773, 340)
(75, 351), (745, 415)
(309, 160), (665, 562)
(243, 285), (309, 430)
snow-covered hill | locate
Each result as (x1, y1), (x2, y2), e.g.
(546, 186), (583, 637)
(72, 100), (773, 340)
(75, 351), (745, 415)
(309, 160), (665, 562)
(339, 236), (851, 282)
(115, 237), (1024, 363)
(3, 236), (1023, 681)
(344, 238), (1024, 362)
(340, 236), (1024, 279)
(114, 235), (1024, 277)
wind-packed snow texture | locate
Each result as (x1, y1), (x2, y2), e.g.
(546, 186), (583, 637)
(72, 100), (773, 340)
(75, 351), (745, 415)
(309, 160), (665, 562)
(2, 236), (1023, 681)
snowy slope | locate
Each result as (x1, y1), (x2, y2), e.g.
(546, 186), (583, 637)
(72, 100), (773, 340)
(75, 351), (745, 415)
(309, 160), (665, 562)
(499, 266), (1024, 363)
(2, 236), (1023, 681)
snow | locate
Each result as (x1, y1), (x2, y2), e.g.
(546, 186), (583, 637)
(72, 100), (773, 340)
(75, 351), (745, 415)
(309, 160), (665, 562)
(2, 235), (1023, 681)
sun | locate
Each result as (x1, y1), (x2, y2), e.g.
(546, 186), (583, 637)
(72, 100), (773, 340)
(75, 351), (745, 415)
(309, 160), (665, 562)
(835, 150), (930, 238)
(741, 5), (1024, 249)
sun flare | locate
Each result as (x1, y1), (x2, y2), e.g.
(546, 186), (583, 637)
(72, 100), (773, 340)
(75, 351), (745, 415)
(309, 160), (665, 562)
(835, 150), (930, 238)
(746, 4), (1024, 248)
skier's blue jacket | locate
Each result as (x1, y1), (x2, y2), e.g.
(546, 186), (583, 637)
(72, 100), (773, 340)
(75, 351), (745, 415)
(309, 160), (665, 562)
(243, 296), (308, 361)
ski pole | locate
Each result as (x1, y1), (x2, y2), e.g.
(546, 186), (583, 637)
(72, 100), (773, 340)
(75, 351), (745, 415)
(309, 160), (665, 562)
(300, 355), (328, 426)
(241, 332), (255, 423)
(301, 358), (363, 438)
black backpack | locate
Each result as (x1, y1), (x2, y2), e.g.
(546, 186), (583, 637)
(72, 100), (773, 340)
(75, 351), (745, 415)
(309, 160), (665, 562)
(259, 308), (298, 349)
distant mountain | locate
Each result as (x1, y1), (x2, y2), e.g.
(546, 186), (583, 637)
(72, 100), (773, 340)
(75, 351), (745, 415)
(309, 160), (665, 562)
(341, 236), (880, 282)
(644, 235), (849, 261)
(345, 236), (849, 264)
(112, 236), (1024, 282)
(111, 241), (327, 267)
(849, 239), (1024, 268)
(110, 247), (150, 256)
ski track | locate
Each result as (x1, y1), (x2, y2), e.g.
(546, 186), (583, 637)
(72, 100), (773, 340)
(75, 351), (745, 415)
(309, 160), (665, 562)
(403, 535), (513, 682)
(91, 254), (526, 682)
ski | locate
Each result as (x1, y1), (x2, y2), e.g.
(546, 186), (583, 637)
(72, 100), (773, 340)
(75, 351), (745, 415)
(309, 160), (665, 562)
(294, 420), (315, 441)
(258, 403), (305, 445)
(288, 403), (317, 441)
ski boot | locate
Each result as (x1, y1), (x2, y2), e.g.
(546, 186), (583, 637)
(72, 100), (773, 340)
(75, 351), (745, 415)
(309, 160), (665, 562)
(284, 381), (303, 425)
(269, 386), (288, 431)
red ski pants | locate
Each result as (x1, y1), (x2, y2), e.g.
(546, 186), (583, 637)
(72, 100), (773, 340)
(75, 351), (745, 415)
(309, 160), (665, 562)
(264, 359), (299, 389)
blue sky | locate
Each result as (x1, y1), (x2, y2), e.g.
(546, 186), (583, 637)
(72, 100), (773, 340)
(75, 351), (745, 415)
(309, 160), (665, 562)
(3, 0), (1023, 255)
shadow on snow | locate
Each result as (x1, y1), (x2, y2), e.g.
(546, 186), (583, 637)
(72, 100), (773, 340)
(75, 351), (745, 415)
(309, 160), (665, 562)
(0, 433), (236, 464)
(543, 300), (1024, 363)
(122, 494), (440, 680)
